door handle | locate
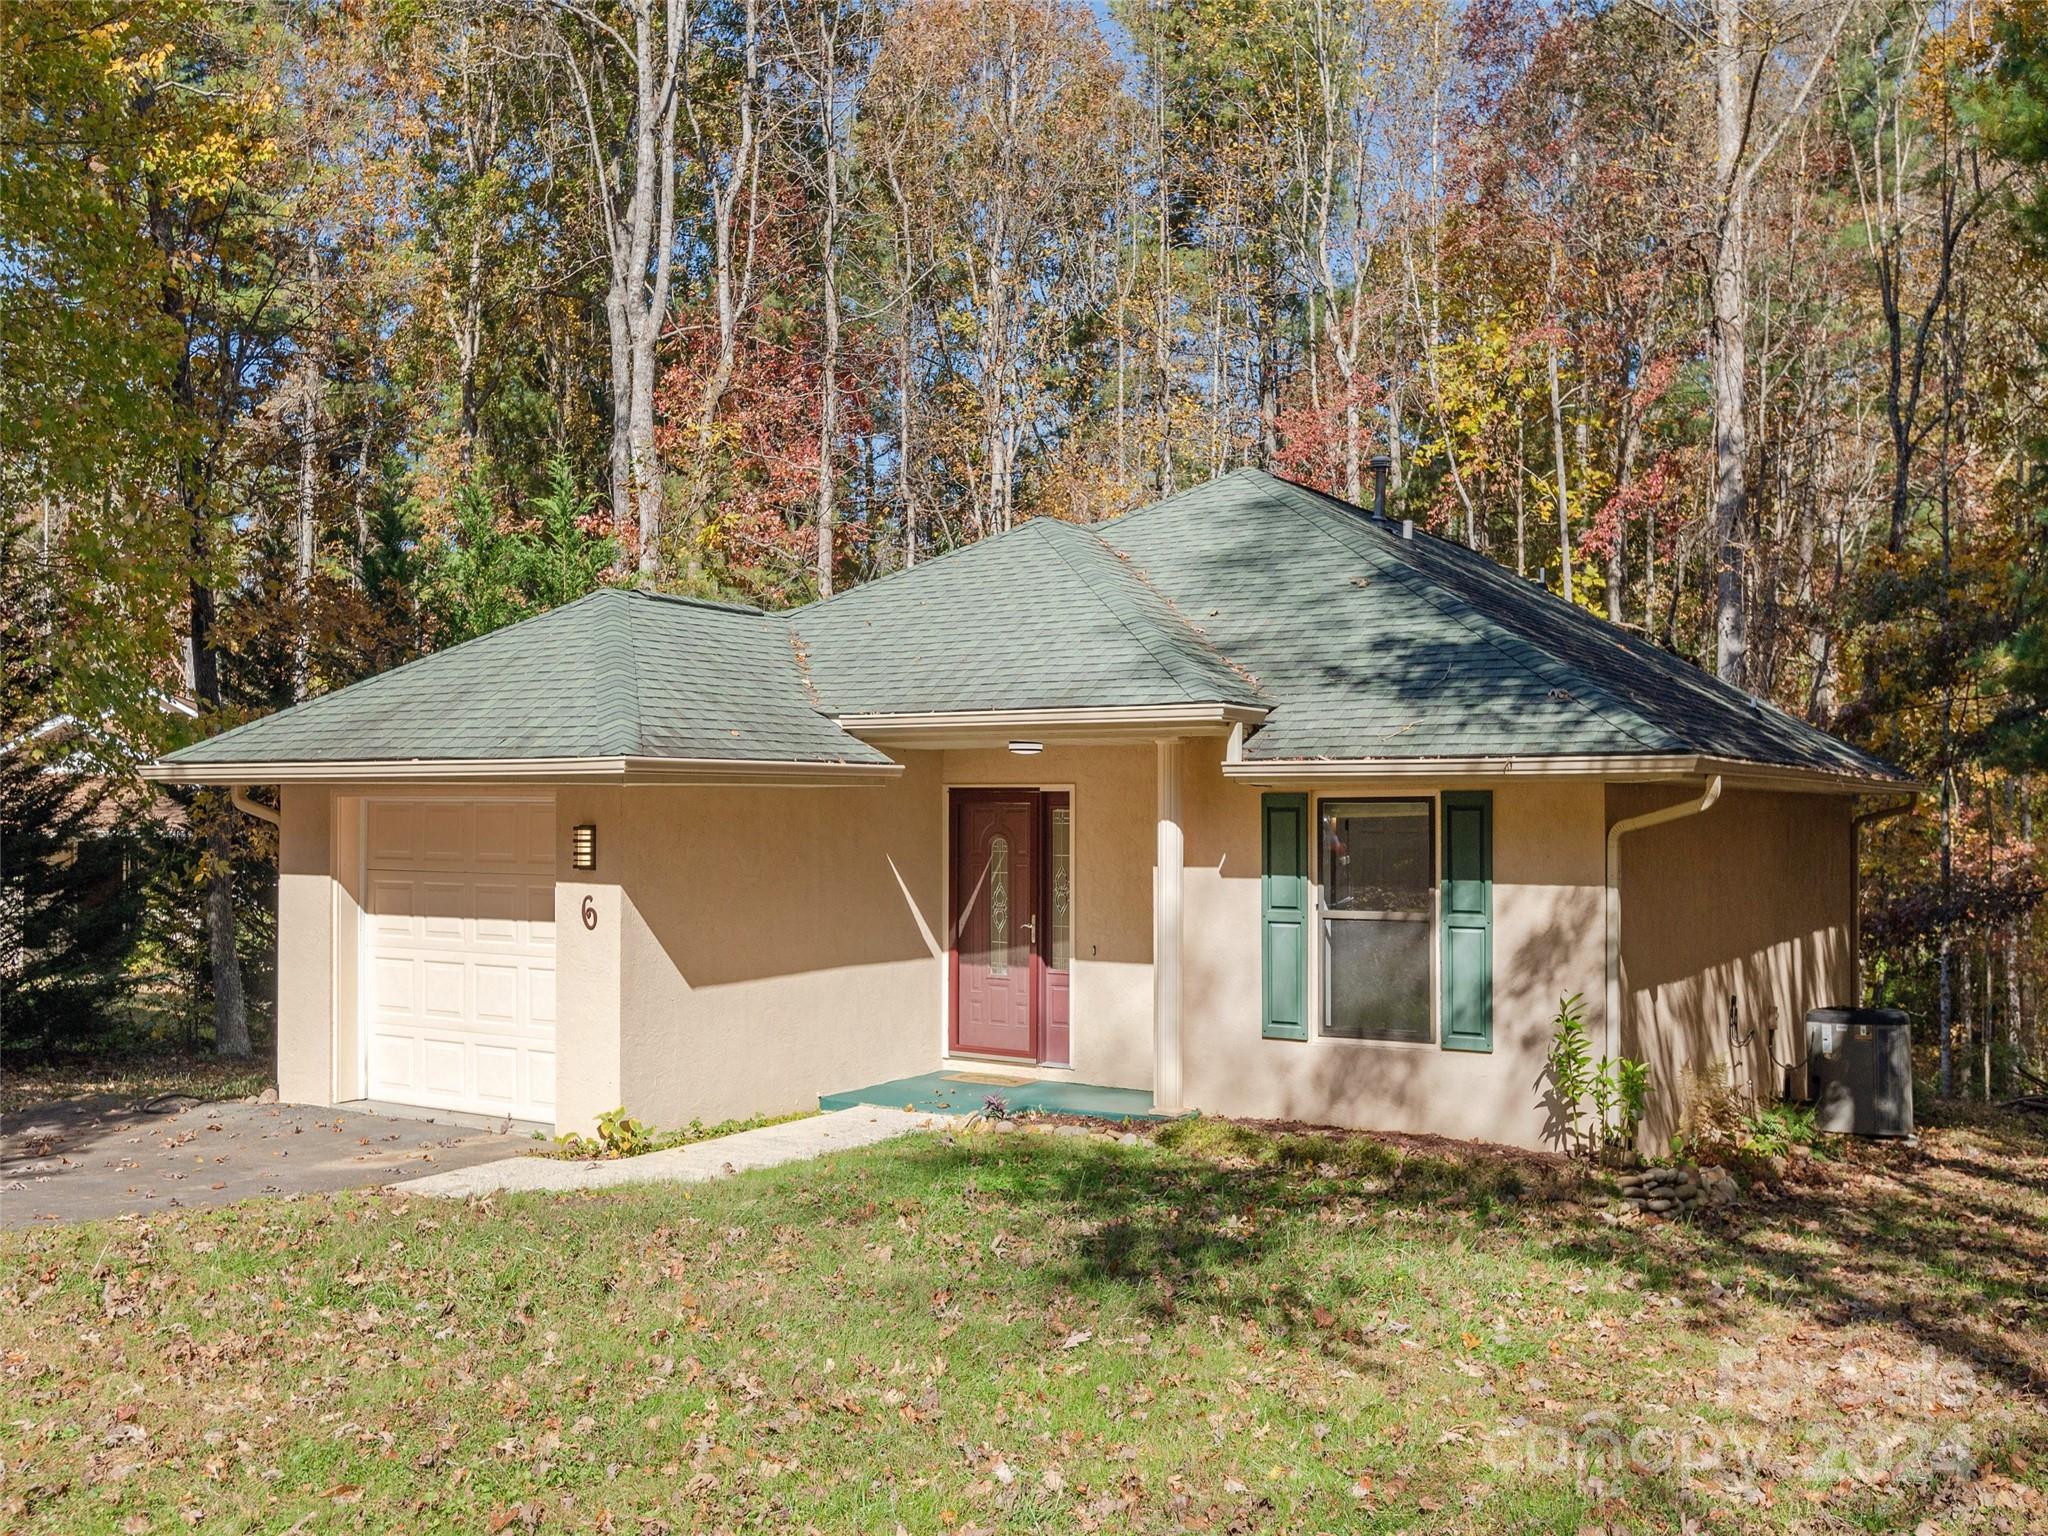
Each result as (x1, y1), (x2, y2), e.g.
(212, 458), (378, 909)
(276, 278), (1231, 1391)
(1021, 917), (1037, 941)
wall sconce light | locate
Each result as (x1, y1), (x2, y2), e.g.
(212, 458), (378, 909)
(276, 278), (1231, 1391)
(1007, 740), (1043, 756)
(572, 824), (597, 870)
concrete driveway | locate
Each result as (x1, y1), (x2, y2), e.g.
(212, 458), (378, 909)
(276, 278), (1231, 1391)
(1, 1096), (535, 1229)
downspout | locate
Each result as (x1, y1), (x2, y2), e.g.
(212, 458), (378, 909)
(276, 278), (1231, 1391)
(231, 785), (281, 827)
(1604, 775), (1722, 1068)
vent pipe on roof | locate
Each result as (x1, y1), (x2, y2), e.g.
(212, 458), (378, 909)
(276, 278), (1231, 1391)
(1370, 454), (1391, 519)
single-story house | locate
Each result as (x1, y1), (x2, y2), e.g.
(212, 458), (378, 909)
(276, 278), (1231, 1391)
(143, 470), (1913, 1150)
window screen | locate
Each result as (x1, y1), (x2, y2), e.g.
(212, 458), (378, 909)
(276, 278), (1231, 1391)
(1319, 799), (1432, 1041)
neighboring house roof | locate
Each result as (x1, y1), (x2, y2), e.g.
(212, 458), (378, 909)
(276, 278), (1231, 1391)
(1100, 470), (1904, 780)
(144, 468), (1905, 790)
(152, 588), (893, 778)
(791, 516), (1265, 715)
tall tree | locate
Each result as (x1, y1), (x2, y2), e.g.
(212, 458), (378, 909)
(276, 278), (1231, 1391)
(543, 0), (689, 575)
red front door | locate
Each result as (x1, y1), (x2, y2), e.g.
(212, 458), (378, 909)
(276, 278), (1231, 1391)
(951, 790), (1039, 1058)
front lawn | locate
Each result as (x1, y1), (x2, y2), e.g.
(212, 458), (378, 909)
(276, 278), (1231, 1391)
(2, 1112), (2043, 1534)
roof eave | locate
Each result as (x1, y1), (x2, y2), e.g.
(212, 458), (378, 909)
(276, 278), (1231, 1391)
(1222, 750), (1922, 795)
(139, 754), (905, 789)
(837, 702), (1270, 749)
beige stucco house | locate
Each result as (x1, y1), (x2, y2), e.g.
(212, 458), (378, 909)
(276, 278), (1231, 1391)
(144, 471), (1912, 1150)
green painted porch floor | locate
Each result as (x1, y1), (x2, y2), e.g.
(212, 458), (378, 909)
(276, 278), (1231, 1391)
(819, 1071), (1162, 1121)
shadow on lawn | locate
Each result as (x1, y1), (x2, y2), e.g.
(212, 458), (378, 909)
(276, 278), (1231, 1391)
(887, 1110), (2046, 1402)
(1550, 1111), (2048, 1400)
(893, 1119), (1558, 1372)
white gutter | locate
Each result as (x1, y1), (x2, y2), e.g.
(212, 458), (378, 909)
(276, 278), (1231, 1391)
(139, 755), (905, 787)
(230, 786), (281, 827)
(1604, 775), (1722, 1067)
(1225, 752), (1915, 796)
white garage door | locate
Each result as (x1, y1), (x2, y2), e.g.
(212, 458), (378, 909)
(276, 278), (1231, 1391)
(363, 798), (557, 1122)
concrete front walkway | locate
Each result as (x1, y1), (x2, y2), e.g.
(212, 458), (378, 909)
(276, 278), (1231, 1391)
(393, 1106), (955, 1199)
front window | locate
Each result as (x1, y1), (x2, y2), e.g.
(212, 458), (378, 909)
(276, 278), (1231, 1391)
(1319, 799), (1432, 1042)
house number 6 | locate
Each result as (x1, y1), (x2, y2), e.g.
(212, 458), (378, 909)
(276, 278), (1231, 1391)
(580, 894), (598, 931)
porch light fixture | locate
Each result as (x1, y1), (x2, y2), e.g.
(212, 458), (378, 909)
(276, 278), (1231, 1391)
(1007, 740), (1044, 756)
(572, 824), (597, 870)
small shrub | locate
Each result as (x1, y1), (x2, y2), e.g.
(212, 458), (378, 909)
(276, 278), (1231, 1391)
(1741, 1101), (1824, 1159)
(1673, 1067), (1828, 1169)
(982, 1092), (1009, 1121)
(1614, 1058), (1652, 1147)
(598, 1106), (655, 1155)
(552, 1105), (655, 1159)
(1545, 993), (1652, 1159)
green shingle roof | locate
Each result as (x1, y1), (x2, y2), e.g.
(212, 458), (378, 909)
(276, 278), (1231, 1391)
(155, 469), (1901, 785)
(1099, 469), (1902, 776)
(161, 589), (890, 768)
(790, 516), (1265, 714)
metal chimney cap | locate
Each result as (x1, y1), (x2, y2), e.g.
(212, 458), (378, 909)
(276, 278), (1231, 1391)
(1370, 454), (1392, 470)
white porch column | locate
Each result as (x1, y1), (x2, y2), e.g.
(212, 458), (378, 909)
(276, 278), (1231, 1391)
(1153, 737), (1185, 1112)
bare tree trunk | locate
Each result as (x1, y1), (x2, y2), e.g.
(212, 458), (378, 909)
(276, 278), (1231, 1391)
(811, 5), (843, 596)
(1208, 285), (1224, 476)
(448, 26), (498, 474)
(205, 801), (250, 1059)
(878, 125), (921, 565)
(1708, 0), (1750, 685)
(1514, 416), (1527, 578)
(294, 327), (318, 699)
(898, 299), (916, 567)
(1603, 355), (1644, 625)
(351, 401), (378, 585)
(1545, 258), (1574, 603)
(1982, 938), (1994, 1099)
(2022, 787), (2037, 1074)
(1257, 278), (1280, 468)
(1152, 25), (1174, 498)
(188, 574), (249, 1061)
(1959, 936), (1976, 1096)
(552, 0), (688, 578)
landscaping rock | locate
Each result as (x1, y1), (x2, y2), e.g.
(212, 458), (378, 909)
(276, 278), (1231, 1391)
(1609, 1159), (1736, 1219)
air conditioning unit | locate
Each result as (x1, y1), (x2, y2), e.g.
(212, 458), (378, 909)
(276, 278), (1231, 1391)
(1806, 1008), (1914, 1137)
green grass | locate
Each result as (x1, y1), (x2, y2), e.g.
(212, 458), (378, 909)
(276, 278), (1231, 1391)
(3, 1113), (2044, 1534)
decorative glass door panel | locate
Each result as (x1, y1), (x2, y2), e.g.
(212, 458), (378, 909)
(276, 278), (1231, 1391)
(951, 792), (1038, 1057)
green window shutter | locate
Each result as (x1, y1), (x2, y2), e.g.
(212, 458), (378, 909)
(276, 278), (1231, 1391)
(1261, 793), (1310, 1040)
(1440, 791), (1493, 1052)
